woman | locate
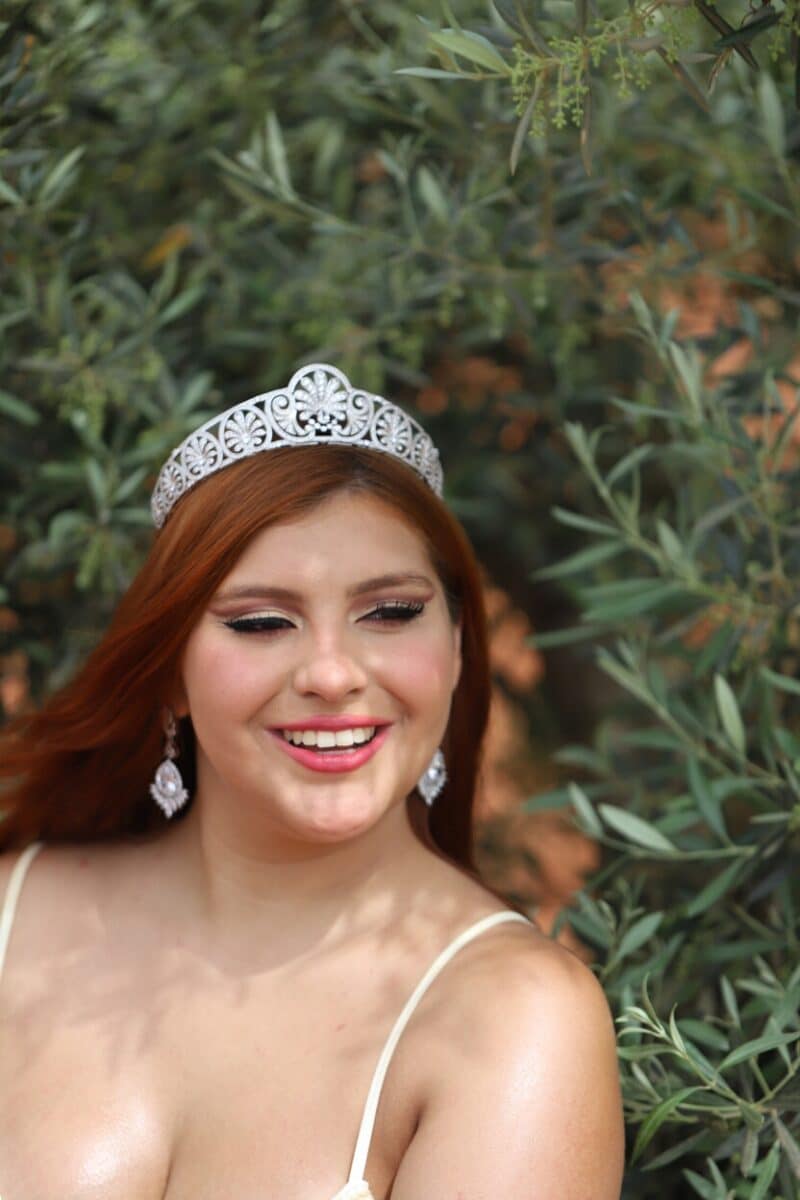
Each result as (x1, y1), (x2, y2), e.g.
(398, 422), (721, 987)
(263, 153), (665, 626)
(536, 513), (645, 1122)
(0, 364), (624, 1199)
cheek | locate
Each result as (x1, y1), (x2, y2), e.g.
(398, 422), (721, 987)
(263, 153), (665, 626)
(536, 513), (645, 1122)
(378, 629), (455, 706)
(182, 635), (280, 718)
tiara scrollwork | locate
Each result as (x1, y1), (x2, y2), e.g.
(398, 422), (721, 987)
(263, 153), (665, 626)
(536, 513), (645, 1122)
(150, 363), (444, 529)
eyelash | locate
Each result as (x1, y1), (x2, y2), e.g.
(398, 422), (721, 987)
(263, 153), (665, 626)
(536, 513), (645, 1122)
(223, 600), (426, 634)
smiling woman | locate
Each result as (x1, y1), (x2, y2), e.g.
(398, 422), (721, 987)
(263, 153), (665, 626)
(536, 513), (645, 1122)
(0, 364), (624, 1200)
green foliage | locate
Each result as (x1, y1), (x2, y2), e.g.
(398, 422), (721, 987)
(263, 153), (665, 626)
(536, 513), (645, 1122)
(538, 295), (800, 1194)
(412, 0), (800, 169)
(2, 2), (800, 1194)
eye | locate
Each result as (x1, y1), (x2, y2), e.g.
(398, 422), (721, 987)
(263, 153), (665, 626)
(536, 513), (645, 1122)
(223, 614), (294, 634)
(363, 600), (425, 623)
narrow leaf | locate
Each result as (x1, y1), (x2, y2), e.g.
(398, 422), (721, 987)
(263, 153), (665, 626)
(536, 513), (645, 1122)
(416, 166), (450, 223)
(760, 666), (800, 697)
(687, 755), (728, 840)
(0, 389), (40, 426)
(719, 1030), (800, 1070)
(532, 539), (624, 580)
(599, 804), (678, 852)
(551, 506), (618, 537)
(685, 859), (743, 918)
(510, 79), (541, 175)
(568, 782), (603, 837)
(750, 1142), (781, 1200)
(395, 67), (470, 79)
(714, 674), (746, 754)
(775, 1117), (800, 1179)
(758, 72), (786, 160)
(38, 145), (86, 205)
(632, 1087), (701, 1162)
(266, 111), (294, 195)
(429, 29), (510, 74)
(617, 911), (664, 960)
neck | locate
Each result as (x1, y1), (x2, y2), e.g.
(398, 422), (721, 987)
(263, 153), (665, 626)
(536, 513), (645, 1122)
(153, 793), (437, 963)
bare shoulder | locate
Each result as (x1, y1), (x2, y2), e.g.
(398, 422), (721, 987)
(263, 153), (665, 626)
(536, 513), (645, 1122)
(396, 921), (625, 1200)
(0, 838), (153, 971)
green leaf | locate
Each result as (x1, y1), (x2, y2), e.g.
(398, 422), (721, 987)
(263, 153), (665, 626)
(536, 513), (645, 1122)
(719, 1030), (800, 1071)
(606, 444), (652, 488)
(568, 782), (603, 837)
(266, 111), (294, 196)
(527, 625), (604, 649)
(720, 977), (740, 1029)
(760, 666), (800, 697)
(685, 859), (743, 918)
(669, 342), (703, 422)
(774, 1116), (800, 1179)
(510, 79), (541, 176)
(714, 674), (746, 755)
(632, 1086), (701, 1162)
(656, 519), (686, 568)
(395, 67), (470, 79)
(677, 1018), (729, 1052)
(750, 1142), (781, 1200)
(687, 755), (728, 841)
(156, 286), (206, 326)
(0, 175), (23, 206)
(428, 29), (510, 74)
(617, 911), (664, 960)
(0, 389), (40, 426)
(416, 166), (450, 223)
(758, 72), (785, 160)
(532, 539), (625, 580)
(583, 581), (685, 622)
(37, 145), (86, 205)
(551, 506), (619, 537)
(598, 804), (678, 853)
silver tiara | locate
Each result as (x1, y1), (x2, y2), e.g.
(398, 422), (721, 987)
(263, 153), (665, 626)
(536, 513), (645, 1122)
(150, 363), (444, 528)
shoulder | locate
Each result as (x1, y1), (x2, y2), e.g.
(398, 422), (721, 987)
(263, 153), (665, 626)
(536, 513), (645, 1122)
(0, 839), (149, 977)
(430, 913), (617, 1070)
(398, 921), (624, 1200)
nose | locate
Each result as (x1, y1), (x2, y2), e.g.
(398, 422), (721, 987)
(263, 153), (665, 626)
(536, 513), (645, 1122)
(292, 632), (369, 702)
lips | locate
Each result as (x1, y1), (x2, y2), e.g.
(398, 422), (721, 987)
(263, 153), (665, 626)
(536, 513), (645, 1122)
(267, 724), (392, 774)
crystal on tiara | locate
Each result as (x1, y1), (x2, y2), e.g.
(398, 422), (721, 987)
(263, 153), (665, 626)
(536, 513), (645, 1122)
(150, 363), (443, 529)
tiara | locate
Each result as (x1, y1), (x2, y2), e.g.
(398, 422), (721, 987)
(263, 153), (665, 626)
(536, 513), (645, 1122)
(150, 363), (444, 528)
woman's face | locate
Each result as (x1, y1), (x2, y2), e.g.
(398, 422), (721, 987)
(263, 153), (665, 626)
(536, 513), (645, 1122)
(175, 490), (462, 841)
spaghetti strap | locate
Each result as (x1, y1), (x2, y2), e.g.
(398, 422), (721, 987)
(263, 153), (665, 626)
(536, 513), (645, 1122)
(0, 841), (44, 984)
(344, 909), (533, 1186)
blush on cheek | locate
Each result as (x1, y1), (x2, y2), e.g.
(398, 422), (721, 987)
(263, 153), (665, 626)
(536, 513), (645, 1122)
(396, 640), (454, 698)
(185, 638), (273, 712)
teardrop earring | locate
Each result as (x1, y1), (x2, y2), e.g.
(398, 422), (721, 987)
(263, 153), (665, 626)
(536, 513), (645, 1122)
(416, 747), (447, 807)
(150, 709), (189, 819)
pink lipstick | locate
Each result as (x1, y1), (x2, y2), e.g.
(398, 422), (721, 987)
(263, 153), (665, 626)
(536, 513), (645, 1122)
(267, 725), (392, 774)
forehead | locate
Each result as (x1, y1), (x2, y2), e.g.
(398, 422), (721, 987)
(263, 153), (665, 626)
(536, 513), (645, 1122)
(224, 490), (434, 585)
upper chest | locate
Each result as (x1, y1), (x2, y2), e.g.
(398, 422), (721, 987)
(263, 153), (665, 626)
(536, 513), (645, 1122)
(0, 923), (472, 1200)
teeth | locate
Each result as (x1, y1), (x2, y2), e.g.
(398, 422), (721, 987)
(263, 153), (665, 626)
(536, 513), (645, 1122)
(281, 726), (377, 749)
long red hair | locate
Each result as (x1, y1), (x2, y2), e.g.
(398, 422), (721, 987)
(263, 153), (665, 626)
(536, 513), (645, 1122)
(0, 446), (493, 880)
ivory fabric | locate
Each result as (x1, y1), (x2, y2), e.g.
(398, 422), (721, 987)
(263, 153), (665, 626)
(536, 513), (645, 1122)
(1, 842), (533, 1199)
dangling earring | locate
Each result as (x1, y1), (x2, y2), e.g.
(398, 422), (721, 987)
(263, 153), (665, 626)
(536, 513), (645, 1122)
(417, 748), (447, 807)
(150, 709), (189, 818)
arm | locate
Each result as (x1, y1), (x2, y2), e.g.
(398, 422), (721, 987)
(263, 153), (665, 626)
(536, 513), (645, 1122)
(391, 941), (625, 1200)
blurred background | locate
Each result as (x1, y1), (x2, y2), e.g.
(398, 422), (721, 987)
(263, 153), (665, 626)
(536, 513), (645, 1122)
(2, 2), (799, 1195)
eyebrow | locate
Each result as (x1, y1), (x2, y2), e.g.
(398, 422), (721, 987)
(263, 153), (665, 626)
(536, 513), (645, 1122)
(212, 572), (436, 604)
